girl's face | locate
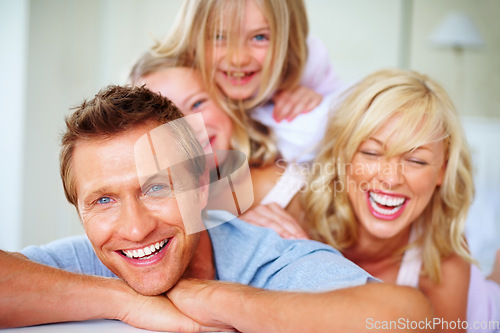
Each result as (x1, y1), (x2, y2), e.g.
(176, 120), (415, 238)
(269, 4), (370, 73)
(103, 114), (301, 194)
(140, 67), (233, 154)
(206, 0), (270, 100)
(346, 115), (446, 241)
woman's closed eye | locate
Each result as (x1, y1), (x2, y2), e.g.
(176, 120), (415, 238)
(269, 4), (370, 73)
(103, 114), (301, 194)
(405, 158), (428, 166)
(360, 150), (381, 157)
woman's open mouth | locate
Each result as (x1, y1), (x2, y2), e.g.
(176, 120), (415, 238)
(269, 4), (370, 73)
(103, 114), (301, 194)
(367, 191), (408, 220)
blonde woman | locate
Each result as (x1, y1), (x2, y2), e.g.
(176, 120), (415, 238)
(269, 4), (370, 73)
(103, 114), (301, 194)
(303, 68), (499, 329)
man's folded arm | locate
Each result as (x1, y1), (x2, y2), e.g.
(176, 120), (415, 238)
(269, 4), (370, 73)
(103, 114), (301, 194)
(168, 279), (436, 333)
(0, 250), (218, 332)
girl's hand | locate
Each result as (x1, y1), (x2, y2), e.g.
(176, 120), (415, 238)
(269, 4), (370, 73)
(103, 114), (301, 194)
(272, 85), (323, 122)
(239, 203), (309, 239)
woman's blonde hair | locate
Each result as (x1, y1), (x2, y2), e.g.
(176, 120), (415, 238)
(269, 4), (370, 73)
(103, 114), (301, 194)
(303, 68), (474, 283)
(150, 0), (309, 165)
(129, 51), (275, 166)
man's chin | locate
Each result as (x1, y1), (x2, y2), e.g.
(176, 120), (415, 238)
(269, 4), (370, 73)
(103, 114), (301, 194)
(127, 279), (174, 296)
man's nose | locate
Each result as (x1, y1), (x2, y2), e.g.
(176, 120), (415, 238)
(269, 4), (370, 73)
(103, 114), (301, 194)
(117, 198), (157, 242)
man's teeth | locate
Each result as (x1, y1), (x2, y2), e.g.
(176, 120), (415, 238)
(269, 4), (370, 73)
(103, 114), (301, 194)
(369, 192), (406, 215)
(122, 239), (168, 259)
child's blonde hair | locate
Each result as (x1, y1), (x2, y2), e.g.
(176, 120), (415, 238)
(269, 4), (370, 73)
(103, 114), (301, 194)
(303, 68), (475, 283)
(129, 51), (276, 166)
(153, 0), (309, 110)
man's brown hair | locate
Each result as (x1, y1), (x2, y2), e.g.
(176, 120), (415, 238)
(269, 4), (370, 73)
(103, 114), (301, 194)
(60, 85), (205, 207)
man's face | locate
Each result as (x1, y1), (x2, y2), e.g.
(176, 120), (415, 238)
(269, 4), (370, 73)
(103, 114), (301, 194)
(72, 123), (207, 295)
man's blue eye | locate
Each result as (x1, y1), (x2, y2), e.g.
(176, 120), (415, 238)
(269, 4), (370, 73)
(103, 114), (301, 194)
(97, 197), (111, 204)
(145, 184), (171, 198)
(150, 185), (164, 192)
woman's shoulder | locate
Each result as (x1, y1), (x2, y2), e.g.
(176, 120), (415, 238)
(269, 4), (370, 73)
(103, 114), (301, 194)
(419, 253), (470, 325)
(420, 253), (470, 290)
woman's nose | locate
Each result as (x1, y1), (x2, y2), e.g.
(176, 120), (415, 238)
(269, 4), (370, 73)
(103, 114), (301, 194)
(376, 159), (404, 190)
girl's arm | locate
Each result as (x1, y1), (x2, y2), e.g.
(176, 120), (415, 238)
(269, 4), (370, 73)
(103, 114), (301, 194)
(241, 163), (308, 238)
(272, 86), (323, 122)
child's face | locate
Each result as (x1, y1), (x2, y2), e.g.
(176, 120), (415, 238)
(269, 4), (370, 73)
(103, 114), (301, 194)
(140, 67), (233, 155)
(207, 0), (270, 100)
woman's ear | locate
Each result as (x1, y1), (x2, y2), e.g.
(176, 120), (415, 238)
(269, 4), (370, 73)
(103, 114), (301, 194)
(436, 160), (447, 186)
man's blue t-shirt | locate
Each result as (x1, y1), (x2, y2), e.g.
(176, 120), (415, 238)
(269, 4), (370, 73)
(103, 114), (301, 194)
(21, 211), (372, 292)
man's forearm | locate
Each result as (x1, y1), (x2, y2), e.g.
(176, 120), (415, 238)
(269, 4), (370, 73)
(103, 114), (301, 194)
(0, 250), (130, 328)
(169, 280), (435, 333)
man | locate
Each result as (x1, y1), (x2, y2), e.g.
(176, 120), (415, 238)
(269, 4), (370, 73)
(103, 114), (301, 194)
(1, 85), (432, 332)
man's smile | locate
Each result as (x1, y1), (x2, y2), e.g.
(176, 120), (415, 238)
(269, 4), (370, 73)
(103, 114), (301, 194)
(120, 238), (170, 259)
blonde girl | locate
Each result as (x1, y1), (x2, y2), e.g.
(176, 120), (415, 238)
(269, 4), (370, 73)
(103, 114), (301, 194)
(152, 0), (342, 164)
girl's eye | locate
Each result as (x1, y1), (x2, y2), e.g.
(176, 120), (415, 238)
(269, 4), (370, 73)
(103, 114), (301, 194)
(254, 34), (267, 41)
(215, 34), (226, 41)
(97, 197), (112, 205)
(192, 99), (206, 111)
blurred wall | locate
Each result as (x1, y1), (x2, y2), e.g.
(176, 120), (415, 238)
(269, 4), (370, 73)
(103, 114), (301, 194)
(0, 0), (498, 253)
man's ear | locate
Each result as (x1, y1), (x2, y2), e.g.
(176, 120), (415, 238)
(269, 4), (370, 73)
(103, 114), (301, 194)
(198, 165), (210, 210)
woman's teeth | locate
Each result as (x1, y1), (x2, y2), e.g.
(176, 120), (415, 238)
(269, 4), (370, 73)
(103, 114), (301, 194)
(369, 191), (406, 215)
(122, 239), (168, 259)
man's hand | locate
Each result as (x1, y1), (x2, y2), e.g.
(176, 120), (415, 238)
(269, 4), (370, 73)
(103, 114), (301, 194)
(167, 279), (236, 330)
(168, 280), (435, 333)
(118, 286), (225, 332)
(0, 250), (223, 332)
(272, 85), (323, 122)
(239, 203), (309, 239)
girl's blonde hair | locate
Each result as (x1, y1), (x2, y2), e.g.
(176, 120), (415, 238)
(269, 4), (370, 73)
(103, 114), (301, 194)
(151, 0), (309, 165)
(153, 0), (308, 109)
(128, 51), (275, 166)
(303, 68), (474, 283)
